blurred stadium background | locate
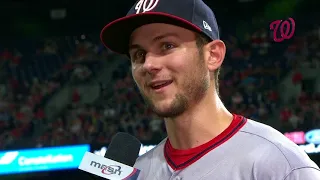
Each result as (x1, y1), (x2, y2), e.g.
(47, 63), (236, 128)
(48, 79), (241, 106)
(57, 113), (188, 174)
(0, 0), (319, 179)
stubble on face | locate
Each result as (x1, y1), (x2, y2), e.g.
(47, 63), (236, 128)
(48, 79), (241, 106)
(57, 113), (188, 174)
(140, 49), (209, 118)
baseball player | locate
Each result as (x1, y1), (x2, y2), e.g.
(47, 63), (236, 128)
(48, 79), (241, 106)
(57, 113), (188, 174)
(100, 0), (320, 179)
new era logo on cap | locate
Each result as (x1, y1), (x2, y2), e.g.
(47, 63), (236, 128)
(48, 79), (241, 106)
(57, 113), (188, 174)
(100, 0), (220, 55)
(203, 21), (212, 31)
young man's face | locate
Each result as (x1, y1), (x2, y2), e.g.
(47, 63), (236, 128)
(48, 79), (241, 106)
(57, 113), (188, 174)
(129, 23), (210, 118)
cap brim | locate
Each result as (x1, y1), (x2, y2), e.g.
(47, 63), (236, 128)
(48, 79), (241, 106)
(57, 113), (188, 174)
(100, 12), (202, 55)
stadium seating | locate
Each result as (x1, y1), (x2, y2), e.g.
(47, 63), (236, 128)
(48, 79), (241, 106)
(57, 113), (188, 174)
(0, 21), (319, 151)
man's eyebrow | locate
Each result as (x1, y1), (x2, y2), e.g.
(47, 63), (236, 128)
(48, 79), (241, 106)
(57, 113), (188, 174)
(128, 44), (142, 53)
(151, 32), (179, 42)
(129, 32), (179, 52)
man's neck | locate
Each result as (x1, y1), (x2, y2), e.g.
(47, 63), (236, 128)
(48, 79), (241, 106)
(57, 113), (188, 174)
(164, 92), (233, 150)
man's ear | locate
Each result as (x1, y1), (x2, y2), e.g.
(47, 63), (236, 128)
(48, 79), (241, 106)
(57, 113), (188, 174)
(204, 40), (226, 72)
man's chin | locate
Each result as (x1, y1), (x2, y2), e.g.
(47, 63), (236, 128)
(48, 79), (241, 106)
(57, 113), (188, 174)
(153, 109), (179, 118)
(146, 94), (188, 118)
(151, 105), (185, 118)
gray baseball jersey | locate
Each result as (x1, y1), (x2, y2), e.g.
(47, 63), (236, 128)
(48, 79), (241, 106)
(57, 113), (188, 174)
(133, 115), (320, 180)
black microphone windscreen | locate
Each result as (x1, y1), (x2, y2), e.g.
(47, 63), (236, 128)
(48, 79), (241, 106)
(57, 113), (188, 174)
(104, 132), (141, 166)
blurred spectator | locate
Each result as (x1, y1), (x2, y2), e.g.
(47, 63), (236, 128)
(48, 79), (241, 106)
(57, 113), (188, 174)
(72, 89), (81, 105)
(280, 107), (292, 130)
(289, 111), (301, 130)
(292, 71), (303, 85)
(232, 92), (244, 105)
(71, 64), (92, 83)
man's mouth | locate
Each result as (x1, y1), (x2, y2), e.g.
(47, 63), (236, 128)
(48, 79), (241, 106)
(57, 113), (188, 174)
(149, 80), (173, 90)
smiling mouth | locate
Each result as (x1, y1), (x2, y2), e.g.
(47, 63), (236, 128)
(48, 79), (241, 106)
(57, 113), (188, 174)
(150, 80), (173, 90)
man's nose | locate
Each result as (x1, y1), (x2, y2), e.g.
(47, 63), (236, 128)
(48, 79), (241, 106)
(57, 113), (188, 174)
(142, 53), (162, 75)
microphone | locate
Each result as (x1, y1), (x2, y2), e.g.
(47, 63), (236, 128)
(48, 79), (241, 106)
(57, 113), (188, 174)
(79, 132), (142, 180)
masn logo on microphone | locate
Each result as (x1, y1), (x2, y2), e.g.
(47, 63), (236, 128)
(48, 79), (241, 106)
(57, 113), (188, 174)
(90, 161), (122, 175)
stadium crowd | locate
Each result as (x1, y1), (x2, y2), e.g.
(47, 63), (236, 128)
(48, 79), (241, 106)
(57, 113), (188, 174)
(0, 21), (319, 150)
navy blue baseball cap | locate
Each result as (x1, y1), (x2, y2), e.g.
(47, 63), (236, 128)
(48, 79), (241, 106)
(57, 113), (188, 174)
(100, 0), (220, 55)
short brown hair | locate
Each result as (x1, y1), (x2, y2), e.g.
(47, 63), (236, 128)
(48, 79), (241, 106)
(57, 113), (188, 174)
(195, 33), (221, 94)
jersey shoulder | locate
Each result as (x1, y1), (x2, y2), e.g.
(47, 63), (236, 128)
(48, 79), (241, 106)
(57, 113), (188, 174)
(134, 138), (167, 170)
(241, 119), (319, 169)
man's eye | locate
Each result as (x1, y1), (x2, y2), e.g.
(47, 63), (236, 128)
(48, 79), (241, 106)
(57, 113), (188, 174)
(131, 50), (145, 62)
(135, 51), (145, 58)
(162, 43), (175, 50)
